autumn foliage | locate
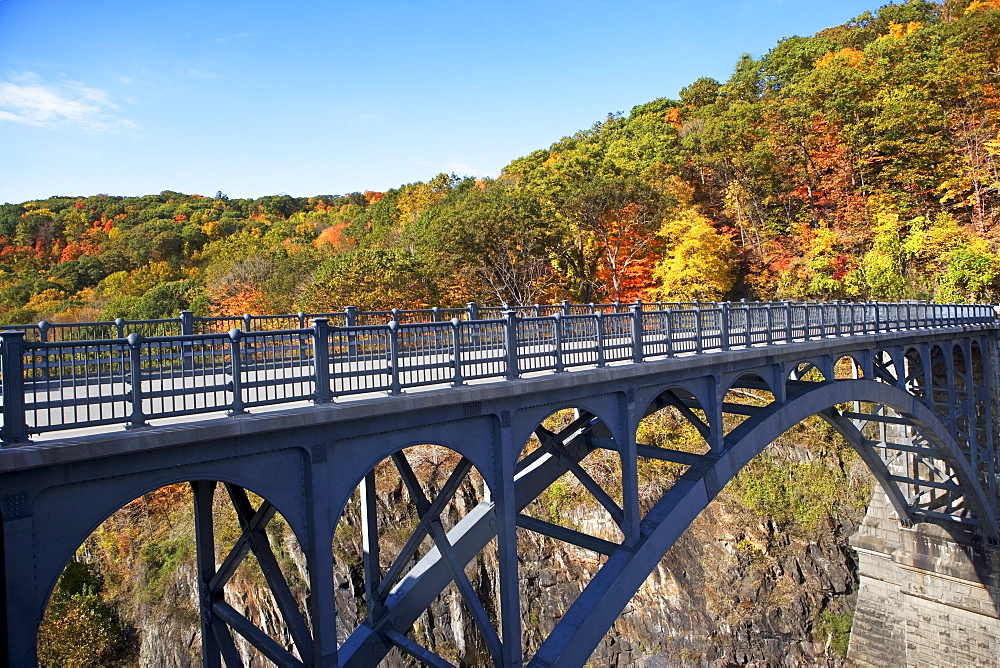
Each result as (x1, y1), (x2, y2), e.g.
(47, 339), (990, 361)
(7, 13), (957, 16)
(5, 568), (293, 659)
(2, 1), (1000, 332)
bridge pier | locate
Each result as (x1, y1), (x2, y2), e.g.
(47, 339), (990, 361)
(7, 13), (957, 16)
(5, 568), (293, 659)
(2, 510), (36, 666)
(848, 334), (1000, 666)
(849, 475), (1000, 665)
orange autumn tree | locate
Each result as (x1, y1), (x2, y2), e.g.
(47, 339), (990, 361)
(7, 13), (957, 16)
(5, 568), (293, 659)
(313, 222), (349, 250)
(593, 201), (664, 302)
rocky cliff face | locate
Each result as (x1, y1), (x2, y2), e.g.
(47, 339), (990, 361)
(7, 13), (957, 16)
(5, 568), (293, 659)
(52, 437), (868, 666)
(328, 446), (866, 666)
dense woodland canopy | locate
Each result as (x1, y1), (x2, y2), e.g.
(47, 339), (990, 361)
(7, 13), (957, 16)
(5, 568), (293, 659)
(5, 0), (1000, 326)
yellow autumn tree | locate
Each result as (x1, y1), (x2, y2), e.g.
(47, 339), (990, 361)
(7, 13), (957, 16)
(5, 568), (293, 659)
(651, 208), (736, 301)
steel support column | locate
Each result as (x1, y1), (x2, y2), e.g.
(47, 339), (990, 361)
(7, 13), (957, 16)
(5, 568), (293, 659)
(304, 452), (338, 667)
(493, 415), (523, 667)
(192, 480), (222, 668)
(2, 510), (35, 666)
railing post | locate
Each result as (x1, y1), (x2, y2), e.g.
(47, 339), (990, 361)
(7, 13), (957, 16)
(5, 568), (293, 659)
(126, 333), (147, 429)
(37, 320), (50, 379)
(720, 302), (730, 351)
(694, 300), (703, 354)
(243, 313), (252, 332)
(741, 298), (751, 347)
(765, 304), (773, 345)
(432, 306), (440, 322)
(834, 300), (843, 336)
(345, 306), (358, 358)
(180, 310), (194, 335)
(388, 320), (402, 395)
(466, 301), (478, 321)
(180, 310), (195, 372)
(873, 302), (881, 333)
(504, 309), (519, 380)
(664, 306), (674, 356)
(1, 330), (28, 444)
(312, 318), (331, 404)
(630, 303), (644, 362)
(784, 301), (793, 342)
(228, 329), (247, 415)
(451, 318), (464, 386)
(595, 312), (606, 367)
(561, 300), (572, 316)
(553, 313), (564, 372)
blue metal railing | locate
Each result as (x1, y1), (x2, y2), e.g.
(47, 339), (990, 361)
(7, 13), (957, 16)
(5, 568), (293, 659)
(0, 300), (994, 444)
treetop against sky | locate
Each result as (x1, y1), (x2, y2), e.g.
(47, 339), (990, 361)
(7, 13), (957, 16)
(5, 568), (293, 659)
(0, 0), (878, 203)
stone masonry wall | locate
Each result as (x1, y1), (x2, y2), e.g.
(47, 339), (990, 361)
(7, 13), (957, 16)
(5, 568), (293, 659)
(848, 491), (1000, 666)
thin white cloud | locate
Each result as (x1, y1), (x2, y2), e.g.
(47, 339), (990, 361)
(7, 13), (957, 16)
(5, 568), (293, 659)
(185, 67), (218, 80)
(0, 73), (135, 131)
(214, 32), (252, 44)
(447, 161), (479, 176)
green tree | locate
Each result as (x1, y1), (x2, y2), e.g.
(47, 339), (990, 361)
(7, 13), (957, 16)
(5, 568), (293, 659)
(37, 560), (132, 666)
(414, 178), (558, 305)
(299, 247), (436, 312)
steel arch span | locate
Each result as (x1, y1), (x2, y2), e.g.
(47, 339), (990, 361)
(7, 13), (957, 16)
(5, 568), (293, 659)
(527, 378), (1000, 667)
(3, 301), (999, 667)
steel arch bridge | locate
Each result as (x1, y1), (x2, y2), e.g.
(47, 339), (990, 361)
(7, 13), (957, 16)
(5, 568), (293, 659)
(1, 301), (997, 666)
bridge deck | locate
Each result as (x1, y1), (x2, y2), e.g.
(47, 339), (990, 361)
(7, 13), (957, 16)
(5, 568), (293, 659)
(2, 301), (997, 668)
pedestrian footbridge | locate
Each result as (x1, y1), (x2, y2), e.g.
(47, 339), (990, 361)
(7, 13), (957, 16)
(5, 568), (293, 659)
(1, 300), (997, 666)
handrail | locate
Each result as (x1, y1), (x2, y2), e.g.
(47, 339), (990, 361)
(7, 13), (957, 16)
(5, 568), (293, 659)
(0, 299), (840, 340)
(0, 301), (995, 444)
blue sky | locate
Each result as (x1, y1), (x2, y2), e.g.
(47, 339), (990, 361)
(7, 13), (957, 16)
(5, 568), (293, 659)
(1, 0), (882, 204)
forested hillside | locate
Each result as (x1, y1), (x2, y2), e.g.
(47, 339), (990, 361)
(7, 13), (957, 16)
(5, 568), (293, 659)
(4, 0), (1000, 327)
(28, 1), (1000, 665)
